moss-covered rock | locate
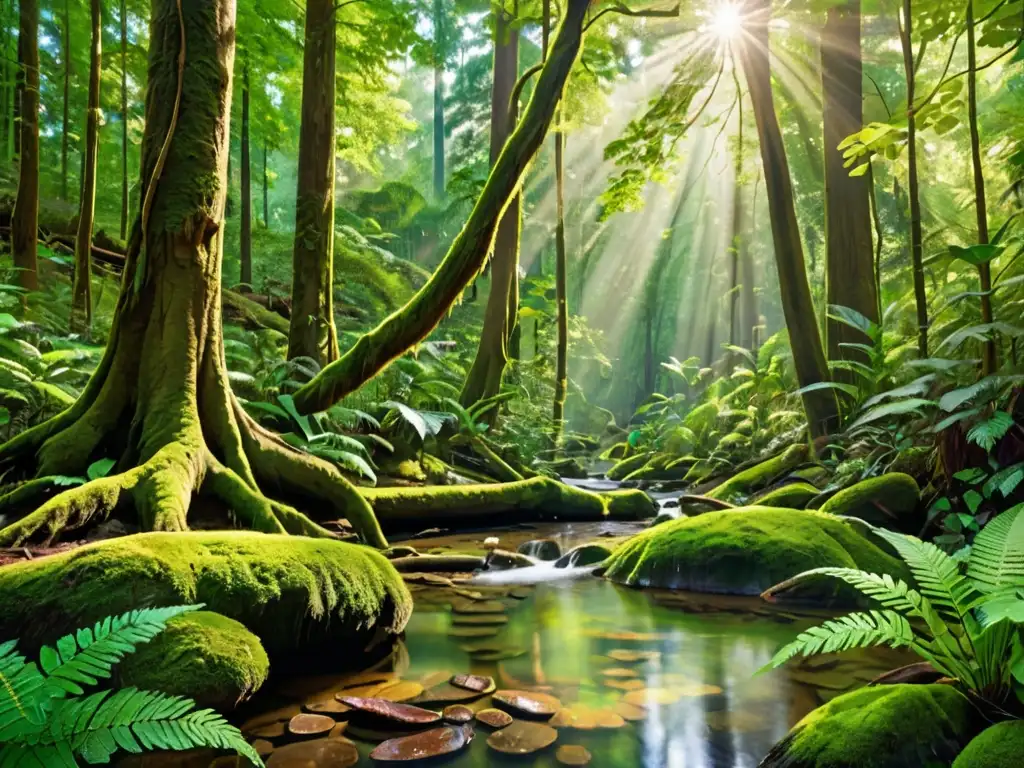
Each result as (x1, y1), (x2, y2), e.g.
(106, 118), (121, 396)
(623, 454), (697, 482)
(555, 543), (613, 568)
(606, 452), (655, 481)
(819, 473), (921, 527)
(754, 482), (819, 509)
(602, 508), (907, 600)
(706, 444), (809, 502)
(604, 489), (657, 520)
(118, 611), (268, 711)
(953, 720), (1024, 768)
(762, 684), (983, 768)
(598, 442), (631, 461)
(0, 532), (412, 662)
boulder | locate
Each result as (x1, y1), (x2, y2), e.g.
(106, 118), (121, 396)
(517, 539), (562, 561)
(118, 611), (268, 711)
(953, 721), (1024, 767)
(754, 482), (819, 510)
(555, 544), (613, 568)
(0, 532), (412, 661)
(761, 684), (983, 768)
(606, 452), (655, 481)
(819, 473), (921, 527)
(706, 444), (809, 502)
(602, 508), (908, 602)
(604, 489), (657, 520)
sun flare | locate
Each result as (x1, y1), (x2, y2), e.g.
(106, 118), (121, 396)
(708, 2), (743, 40)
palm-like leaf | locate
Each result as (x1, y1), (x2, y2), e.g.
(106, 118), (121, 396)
(763, 610), (915, 670)
(39, 606), (203, 697)
(968, 505), (1024, 593)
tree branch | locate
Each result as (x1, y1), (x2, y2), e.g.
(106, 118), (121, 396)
(584, 2), (680, 32)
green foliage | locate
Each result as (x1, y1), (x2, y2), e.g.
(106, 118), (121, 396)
(0, 606), (260, 767)
(764, 506), (1024, 701)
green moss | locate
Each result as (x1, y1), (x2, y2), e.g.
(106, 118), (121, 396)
(763, 685), (982, 768)
(606, 452), (655, 481)
(953, 721), (1024, 767)
(706, 444), (809, 502)
(0, 532), (411, 660)
(754, 482), (819, 509)
(789, 466), (830, 487)
(118, 611), (268, 711)
(598, 442), (631, 461)
(604, 489), (657, 520)
(603, 508), (908, 599)
(623, 453), (693, 482)
(819, 473), (921, 526)
(555, 543), (613, 568)
(683, 402), (719, 436)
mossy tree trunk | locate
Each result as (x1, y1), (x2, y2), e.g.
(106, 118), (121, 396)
(966, 0), (997, 375)
(460, 5), (521, 409)
(738, 0), (839, 438)
(11, 0), (39, 292)
(548, 0), (568, 441)
(288, 0), (339, 367)
(120, 0), (130, 241)
(433, 0), (445, 203)
(240, 60), (252, 288)
(293, 0), (590, 415)
(263, 138), (270, 228)
(72, 0), (102, 332)
(61, 0), (71, 202)
(822, 0), (877, 379)
(0, 0), (387, 551)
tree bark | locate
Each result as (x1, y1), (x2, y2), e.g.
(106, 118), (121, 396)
(72, 0), (102, 331)
(263, 137), (270, 228)
(900, 0), (929, 357)
(459, 6), (521, 408)
(432, 0), (445, 202)
(293, 0), (590, 415)
(61, 0), (71, 202)
(822, 0), (877, 376)
(967, 0), (997, 375)
(120, 0), (130, 241)
(240, 61), (252, 287)
(737, 0), (839, 437)
(549, 0), (568, 440)
(288, 0), (339, 366)
(12, 0), (39, 292)
(0, 0), (386, 551)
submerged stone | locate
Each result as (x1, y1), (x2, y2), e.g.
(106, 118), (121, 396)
(287, 713), (336, 738)
(266, 738), (358, 768)
(476, 708), (514, 729)
(492, 690), (562, 719)
(339, 697), (442, 727)
(953, 720), (1024, 767)
(118, 611), (268, 711)
(761, 684), (983, 768)
(487, 720), (559, 755)
(369, 725), (474, 762)
(602, 508), (908, 603)
(442, 705), (474, 724)
(556, 745), (593, 765)
(451, 673), (495, 693)
(517, 539), (562, 561)
(0, 532), (412, 661)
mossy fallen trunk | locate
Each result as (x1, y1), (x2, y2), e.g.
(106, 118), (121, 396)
(818, 472), (921, 528)
(0, 532), (412, 660)
(606, 451), (655, 481)
(361, 477), (652, 532)
(706, 444), (809, 502)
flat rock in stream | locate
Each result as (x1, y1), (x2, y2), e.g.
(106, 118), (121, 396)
(487, 720), (559, 756)
(492, 690), (562, 719)
(557, 745), (593, 766)
(266, 738), (359, 768)
(476, 709), (514, 729)
(451, 674), (495, 693)
(442, 705), (475, 724)
(451, 598), (506, 614)
(287, 713), (336, 738)
(369, 725), (474, 762)
(338, 697), (441, 727)
(451, 613), (509, 625)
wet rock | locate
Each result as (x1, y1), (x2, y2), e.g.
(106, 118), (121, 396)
(266, 738), (359, 768)
(449, 625), (500, 638)
(518, 539), (563, 561)
(451, 674), (496, 693)
(556, 745), (593, 765)
(613, 702), (647, 722)
(304, 697), (351, 715)
(487, 720), (559, 755)
(442, 705), (474, 724)
(452, 613), (509, 626)
(247, 721), (286, 740)
(492, 690), (562, 719)
(375, 680), (424, 702)
(761, 684), (984, 768)
(338, 697), (442, 727)
(819, 473), (921, 528)
(287, 713), (336, 738)
(487, 549), (537, 570)
(384, 546), (420, 559)
(554, 544), (612, 568)
(476, 709), (514, 729)
(604, 678), (645, 691)
(370, 725), (474, 762)
(251, 740), (274, 759)
(753, 482), (820, 510)
(607, 649), (660, 663)
(451, 598), (506, 614)
(600, 667), (639, 679)
(953, 720), (1024, 767)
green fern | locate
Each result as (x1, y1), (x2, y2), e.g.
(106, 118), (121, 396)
(764, 611), (915, 669)
(967, 504), (1024, 592)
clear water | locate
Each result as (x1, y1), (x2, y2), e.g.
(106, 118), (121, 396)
(257, 576), (910, 767)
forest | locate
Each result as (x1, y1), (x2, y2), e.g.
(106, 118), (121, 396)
(0, 0), (1022, 765)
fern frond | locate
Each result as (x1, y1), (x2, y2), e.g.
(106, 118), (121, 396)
(0, 743), (78, 767)
(968, 505), (1024, 593)
(762, 610), (915, 671)
(39, 605), (203, 696)
(25, 689), (262, 767)
(789, 567), (925, 615)
(0, 643), (51, 741)
(871, 528), (975, 622)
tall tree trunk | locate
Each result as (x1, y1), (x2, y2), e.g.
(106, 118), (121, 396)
(13, 21), (22, 161)
(12, 0), (39, 292)
(120, 0), (129, 241)
(432, 0), (445, 202)
(548, 0), (568, 438)
(72, 0), (101, 331)
(967, 0), (996, 374)
(822, 0), (877, 376)
(460, 7), (520, 407)
(61, 0), (70, 201)
(738, 0), (839, 438)
(263, 137), (270, 228)
(900, 0), (928, 357)
(288, 0), (339, 365)
(240, 61), (252, 287)
(294, 0), (589, 415)
(0, 0), (386, 550)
